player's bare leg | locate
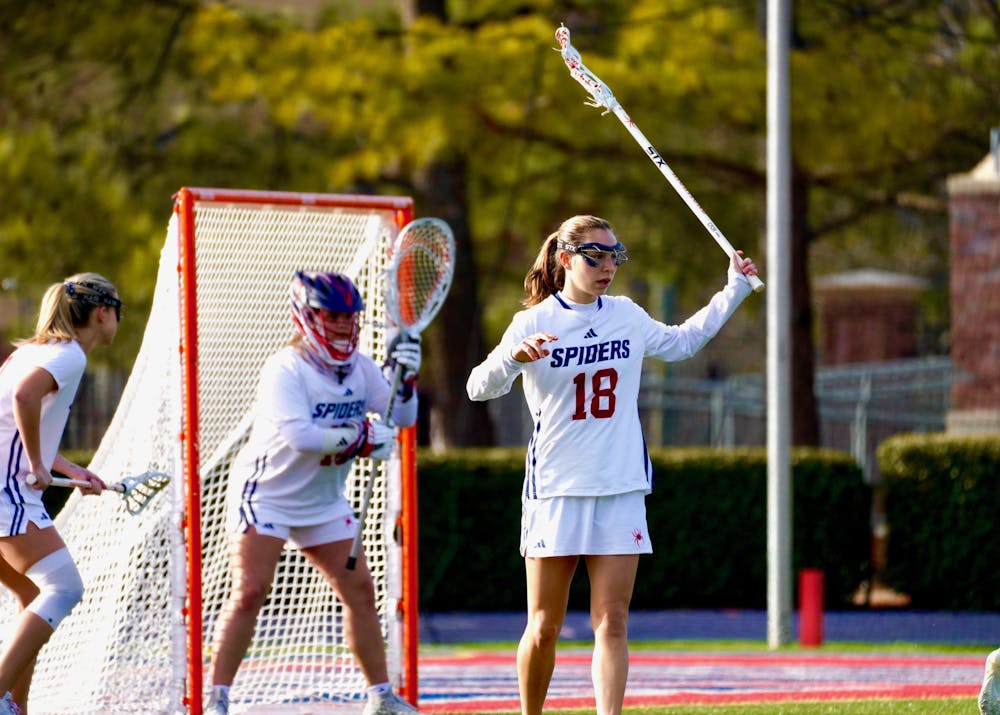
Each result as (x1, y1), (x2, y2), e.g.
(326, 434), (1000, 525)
(210, 529), (285, 687)
(0, 524), (71, 712)
(518, 555), (578, 715)
(585, 554), (638, 715)
(304, 539), (389, 685)
(0, 556), (39, 712)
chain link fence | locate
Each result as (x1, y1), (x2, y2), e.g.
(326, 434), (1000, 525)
(639, 356), (953, 484)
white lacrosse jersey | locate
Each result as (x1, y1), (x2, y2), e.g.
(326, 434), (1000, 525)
(0, 340), (87, 519)
(467, 274), (751, 499)
(230, 346), (417, 527)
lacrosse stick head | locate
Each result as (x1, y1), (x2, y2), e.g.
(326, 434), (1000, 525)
(555, 23), (571, 49)
(117, 470), (171, 516)
(384, 218), (455, 338)
(554, 23), (619, 115)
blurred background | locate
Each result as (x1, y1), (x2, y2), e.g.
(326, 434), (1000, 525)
(2, 0), (997, 464)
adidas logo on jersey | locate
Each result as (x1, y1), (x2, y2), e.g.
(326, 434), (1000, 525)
(583, 328), (598, 339)
(534, 539), (546, 549)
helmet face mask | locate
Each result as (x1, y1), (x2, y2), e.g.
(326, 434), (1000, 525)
(290, 271), (365, 365)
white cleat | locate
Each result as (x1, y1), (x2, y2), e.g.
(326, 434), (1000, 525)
(362, 691), (418, 715)
(207, 686), (230, 715)
(0, 692), (20, 715)
(980, 648), (1000, 715)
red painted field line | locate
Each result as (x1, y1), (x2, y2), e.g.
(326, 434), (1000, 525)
(420, 651), (983, 668)
(420, 685), (977, 713)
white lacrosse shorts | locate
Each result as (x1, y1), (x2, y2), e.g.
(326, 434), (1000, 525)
(520, 490), (652, 557)
(0, 499), (55, 537)
(232, 496), (358, 549)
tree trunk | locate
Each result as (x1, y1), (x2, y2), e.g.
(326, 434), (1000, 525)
(790, 163), (820, 446)
(405, 0), (495, 448)
(415, 159), (495, 447)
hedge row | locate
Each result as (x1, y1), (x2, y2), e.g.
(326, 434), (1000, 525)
(55, 436), (1000, 610)
(51, 446), (873, 611)
(879, 433), (1000, 610)
(416, 447), (870, 612)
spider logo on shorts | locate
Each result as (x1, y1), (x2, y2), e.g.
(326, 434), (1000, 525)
(632, 528), (643, 546)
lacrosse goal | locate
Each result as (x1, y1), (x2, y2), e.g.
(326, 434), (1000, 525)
(1, 188), (419, 714)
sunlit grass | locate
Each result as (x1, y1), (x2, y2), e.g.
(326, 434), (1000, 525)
(421, 639), (984, 714)
(421, 639), (987, 656)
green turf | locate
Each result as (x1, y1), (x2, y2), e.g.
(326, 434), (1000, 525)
(421, 640), (984, 715)
(421, 639), (987, 656)
(630, 639), (986, 654)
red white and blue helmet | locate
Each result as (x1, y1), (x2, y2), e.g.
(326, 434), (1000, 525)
(290, 271), (365, 365)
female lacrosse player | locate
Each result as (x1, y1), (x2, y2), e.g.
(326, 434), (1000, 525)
(208, 271), (420, 715)
(0, 274), (120, 715)
(466, 215), (757, 715)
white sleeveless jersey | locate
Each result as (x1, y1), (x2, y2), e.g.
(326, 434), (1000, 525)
(467, 275), (751, 499)
(0, 340), (87, 519)
(230, 346), (417, 527)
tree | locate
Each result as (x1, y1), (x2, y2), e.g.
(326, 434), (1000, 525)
(3, 0), (997, 448)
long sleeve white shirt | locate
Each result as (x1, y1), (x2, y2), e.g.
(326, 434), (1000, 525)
(467, 273), (750, 499)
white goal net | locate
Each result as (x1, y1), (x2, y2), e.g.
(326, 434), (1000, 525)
(0, 189), (418, 714)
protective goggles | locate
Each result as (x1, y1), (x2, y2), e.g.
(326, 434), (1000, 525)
(65, 281), (123, 321)
(557, 240), (629, 267)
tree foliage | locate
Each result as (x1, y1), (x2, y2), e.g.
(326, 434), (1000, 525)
(1, 0), (997, 444)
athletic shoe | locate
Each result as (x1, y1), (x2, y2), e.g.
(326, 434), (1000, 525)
(0, 692), (20, 715)
(362, 691), (418, 715)
(207, 686), (229, 715)
(980, 648), (1000, 715)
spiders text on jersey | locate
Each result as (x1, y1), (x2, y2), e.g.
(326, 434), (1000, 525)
(548, 339), (630, 368)
(311, 399), (366, 420)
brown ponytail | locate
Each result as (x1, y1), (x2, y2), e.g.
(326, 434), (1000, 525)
(521, 215), (614, 307)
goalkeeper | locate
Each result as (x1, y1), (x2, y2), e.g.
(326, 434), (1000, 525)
(208, 271), (420, 715)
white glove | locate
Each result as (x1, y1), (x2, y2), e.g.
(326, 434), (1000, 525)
(334, 419), (399, 464)
(384, 332), (421, 402)
(368, 420), (398, 461)
(386, 332), (421, 382)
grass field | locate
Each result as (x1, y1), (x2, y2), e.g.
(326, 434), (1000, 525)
(567, 701), (971, 714)
(421, 639), (985, 715)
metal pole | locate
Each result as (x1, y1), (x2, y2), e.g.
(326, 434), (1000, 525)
(767, 0), (793, 649)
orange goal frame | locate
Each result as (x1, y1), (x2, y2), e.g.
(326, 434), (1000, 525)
(174, 187), (419, 714)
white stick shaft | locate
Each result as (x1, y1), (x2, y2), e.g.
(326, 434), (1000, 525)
(26, 474), (125, 493)
(610, 105), (765, 293)
(557, 25), (764, 293)
(346, 363), (404, 569)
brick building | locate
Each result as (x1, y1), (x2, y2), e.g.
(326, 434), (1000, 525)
(946, 152), (1000, 434)
(814, 269), (928, 366)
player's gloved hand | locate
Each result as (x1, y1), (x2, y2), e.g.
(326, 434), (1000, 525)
(368, 420), (398, 460)
(384, 331), (421, 402)
(334, 418), (399, 464)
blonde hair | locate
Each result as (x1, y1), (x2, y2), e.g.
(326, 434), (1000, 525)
(522, 215), (614, 306)
(17, 272), (119, 346)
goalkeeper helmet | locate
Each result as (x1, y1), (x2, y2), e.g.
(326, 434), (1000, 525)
(290, 271), (365, 365)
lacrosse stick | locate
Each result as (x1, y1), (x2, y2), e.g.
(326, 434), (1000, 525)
(347, 217), (456, 570)
(555, 24), (765, 293)
(27, 470), (171, 516)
